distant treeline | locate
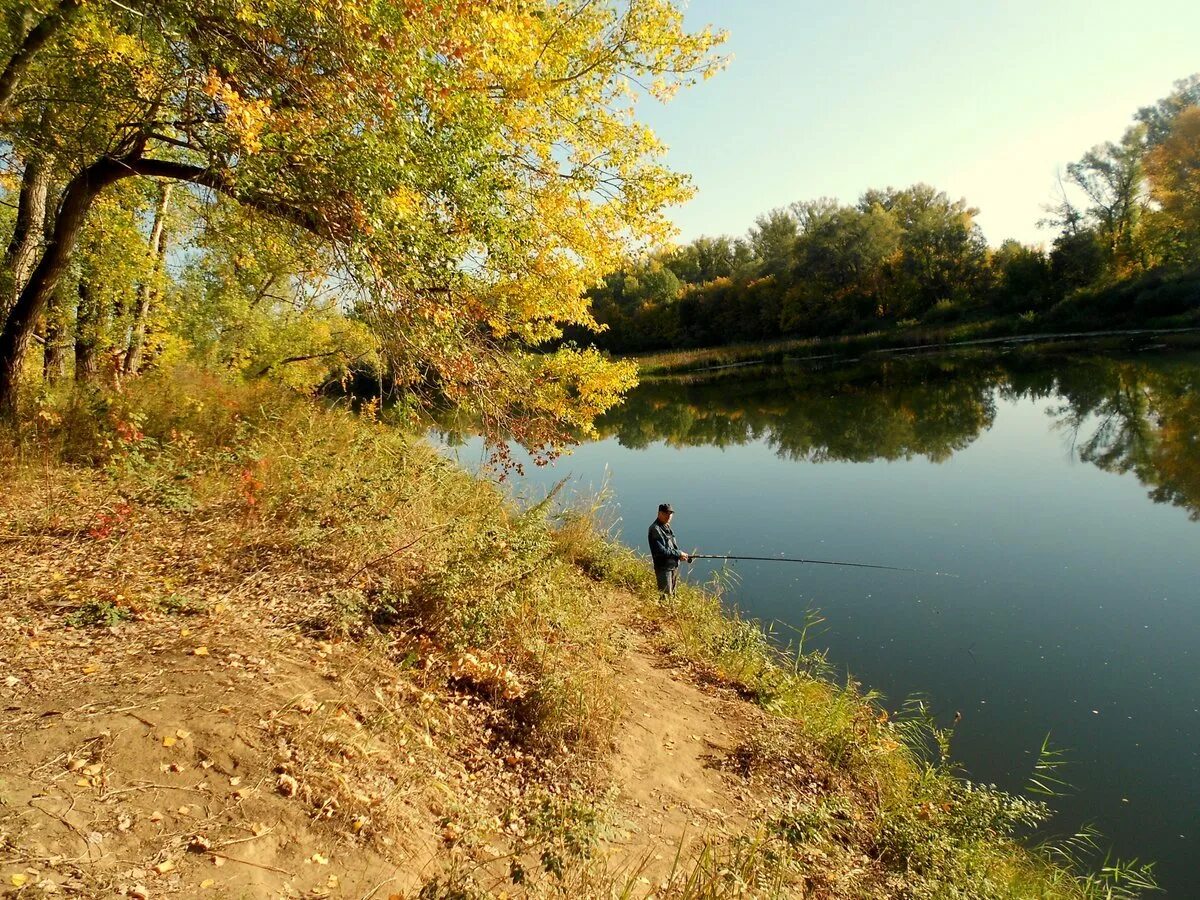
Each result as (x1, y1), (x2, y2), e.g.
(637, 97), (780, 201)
(577, 76), (1200, 354)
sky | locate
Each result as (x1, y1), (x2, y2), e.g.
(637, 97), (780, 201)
(636, 0), (1200, 248)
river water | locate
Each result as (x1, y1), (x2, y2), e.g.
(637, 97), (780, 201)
(437, 340), (1200, 895)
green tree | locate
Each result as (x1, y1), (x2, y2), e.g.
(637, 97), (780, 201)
(990, 240), (1053, 312)
(0, 0), (725, 442)
(857, 185), (989, 317)
(1054, 128), (1150, 276)
(784, 202), (901, 331)
(748, 208), (800, 280)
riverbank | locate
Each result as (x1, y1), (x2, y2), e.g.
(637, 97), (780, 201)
(633, 322), (1200, 376)
(0, 370), (1156, 898)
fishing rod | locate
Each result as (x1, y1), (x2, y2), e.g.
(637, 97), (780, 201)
(689, 553), (958, 578)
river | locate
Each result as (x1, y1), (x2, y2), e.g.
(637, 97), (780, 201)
(436, 338), (1200, 896)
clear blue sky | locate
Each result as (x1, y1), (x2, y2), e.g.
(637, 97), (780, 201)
(639, 0), (1200, 247)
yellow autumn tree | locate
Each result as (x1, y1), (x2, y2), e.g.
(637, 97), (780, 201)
(0, 0), (727, 446)
(1145, 105), (1200, 264)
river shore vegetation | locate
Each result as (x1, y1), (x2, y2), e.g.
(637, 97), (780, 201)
(578, 77), (1200, 357)
(0, 0), (1169, 896)
(0, 371), (1161, 897)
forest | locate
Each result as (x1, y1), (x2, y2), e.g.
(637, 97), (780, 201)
(582, 76), (1200, 353)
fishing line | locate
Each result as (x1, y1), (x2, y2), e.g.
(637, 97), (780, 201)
(690, 554), (958, 578)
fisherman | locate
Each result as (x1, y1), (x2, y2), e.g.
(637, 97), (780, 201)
(648, 502), (691, 597)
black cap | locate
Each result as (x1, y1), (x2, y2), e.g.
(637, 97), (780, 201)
(658, 503), (675, 513)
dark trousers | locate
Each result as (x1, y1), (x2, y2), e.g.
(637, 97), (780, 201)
(655, 567), (678, 597)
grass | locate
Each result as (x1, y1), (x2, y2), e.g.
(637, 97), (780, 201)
(1, 366), (1160, 898)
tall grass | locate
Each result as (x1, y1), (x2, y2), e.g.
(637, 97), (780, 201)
(3, 367), (1159, 899)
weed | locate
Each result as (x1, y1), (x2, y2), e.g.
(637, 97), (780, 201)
(65, 600), (133, 628)
(154, 593), (206, 616)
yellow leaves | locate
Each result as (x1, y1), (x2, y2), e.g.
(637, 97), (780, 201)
(386, 186), (421, 219)
(72, 758), (105, 788)
(449, 651), (525, 700)
(191, 646), (209, 656)
(202, 71), (272, 155)
(1145, 106), (1200, 240)
(9, 873), (28, 887)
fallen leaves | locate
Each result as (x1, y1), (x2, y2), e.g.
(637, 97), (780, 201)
(276, 773), (299, 796)
(188, 835), (212, 853)
(449, 650), (525, 700)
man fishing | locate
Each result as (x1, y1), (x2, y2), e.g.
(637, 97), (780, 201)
(648, 503), (691, 597)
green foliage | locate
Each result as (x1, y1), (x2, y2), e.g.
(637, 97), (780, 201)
(154, 593), (206, 616)
(65, 599), (132, 628)
(580, 75), (1200, 357)
(8, 367), (1160, 900)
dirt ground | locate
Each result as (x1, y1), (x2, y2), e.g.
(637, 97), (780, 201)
(0, 497), (768, 899)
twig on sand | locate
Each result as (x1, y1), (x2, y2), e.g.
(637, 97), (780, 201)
(359, 875), (399, 900)
(216, 828), (274, 849)
(209, 850), (292, 875)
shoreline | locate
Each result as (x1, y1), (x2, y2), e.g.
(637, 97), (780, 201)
(633, 323), (1200, 376)
(0, 369), (1158, 897)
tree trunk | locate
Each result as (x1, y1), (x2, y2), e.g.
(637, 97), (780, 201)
(42, 285), (67, 384)
(124, 183), (171, 375)
(1, 152), (51, 324)
(73, 278), (99, 383)
(0, 155), (129, 418)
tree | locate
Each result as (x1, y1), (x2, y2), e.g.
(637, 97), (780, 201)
(0, 0), (726, 441)
(990, 240), (1052, 312)
(1144, 106), (1200, 265)
(748, 208), (799, 280)
(784, 202), (901, 330)
(167, 201), (376, 391)
(857, 185), (989, 317)
(124, 184), (173, 376)
(1135, 74), (1200, 147)
(1054, 128), (1150, 276)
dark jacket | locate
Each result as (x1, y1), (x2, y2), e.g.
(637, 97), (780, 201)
(648, 519), (682, 571)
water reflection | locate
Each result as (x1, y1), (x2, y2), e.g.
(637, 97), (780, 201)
(593, 349), (1200, 520)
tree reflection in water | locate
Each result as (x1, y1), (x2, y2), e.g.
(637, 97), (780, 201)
(593, 349), (1200, 519)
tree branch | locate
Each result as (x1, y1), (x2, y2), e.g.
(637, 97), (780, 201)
(123, 157), (338, 239)
(0, 0), (83, 113)
(254, 349), (344, 378)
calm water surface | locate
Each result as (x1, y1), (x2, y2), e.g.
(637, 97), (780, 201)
(438, 344), (1200, 895)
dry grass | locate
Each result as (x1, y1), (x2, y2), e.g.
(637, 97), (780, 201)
(0, 368), (1160, 899)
